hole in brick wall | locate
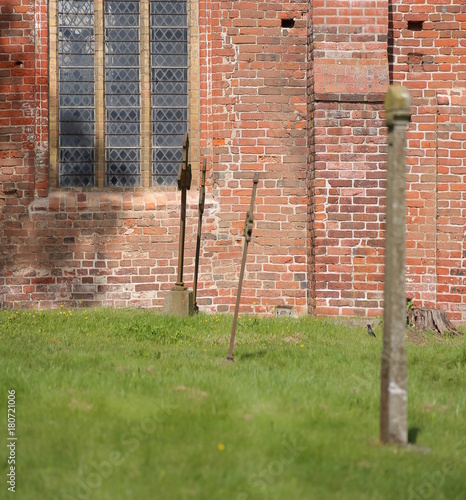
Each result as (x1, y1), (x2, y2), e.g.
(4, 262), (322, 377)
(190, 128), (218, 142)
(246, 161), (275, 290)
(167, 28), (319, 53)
(275, 306), (293, 317)
(407, 20), (424, 31)
(281, 18), (295, 29)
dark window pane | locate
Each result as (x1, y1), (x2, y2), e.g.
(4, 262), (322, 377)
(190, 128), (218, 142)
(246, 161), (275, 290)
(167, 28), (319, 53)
(151, 0), (188, 186)
(58, 1), (95, 188)
(105, 1), (141, 187)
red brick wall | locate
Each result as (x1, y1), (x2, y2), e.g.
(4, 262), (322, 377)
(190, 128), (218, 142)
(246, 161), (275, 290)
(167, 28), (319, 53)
(310, 0), (390, 317)
(1, 1), (465, 323)
(1, 0), (48, 303)
(390, 0), (466, 322)
(200, 1), (310, 313)
(1, 0), (310, 314)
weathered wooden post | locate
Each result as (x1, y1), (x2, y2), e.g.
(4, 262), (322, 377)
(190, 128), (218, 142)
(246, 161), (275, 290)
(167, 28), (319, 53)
(380, 86), (411, 445)
(193, 158), (207, 313)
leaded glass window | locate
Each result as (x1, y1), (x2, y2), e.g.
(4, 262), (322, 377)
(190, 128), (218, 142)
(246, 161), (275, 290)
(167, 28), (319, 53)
(105, 1), (141, 186)
(58, 0), (95, 187)
(55, 0), (188, 188)
(151, 1), (188, 186)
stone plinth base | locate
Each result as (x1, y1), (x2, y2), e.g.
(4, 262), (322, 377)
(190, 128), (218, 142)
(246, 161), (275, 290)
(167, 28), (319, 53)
(162, 289), (194, 317)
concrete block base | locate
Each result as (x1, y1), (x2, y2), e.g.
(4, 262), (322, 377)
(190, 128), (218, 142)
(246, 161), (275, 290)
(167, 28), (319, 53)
(162, 289), (194, 317)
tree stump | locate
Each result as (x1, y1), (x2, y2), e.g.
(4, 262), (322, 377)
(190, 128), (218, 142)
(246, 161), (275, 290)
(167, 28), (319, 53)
(407, 307), (463, 336)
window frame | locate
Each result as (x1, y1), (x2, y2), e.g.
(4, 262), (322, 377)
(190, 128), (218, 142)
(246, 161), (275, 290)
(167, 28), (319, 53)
(49, 0), (198, 191)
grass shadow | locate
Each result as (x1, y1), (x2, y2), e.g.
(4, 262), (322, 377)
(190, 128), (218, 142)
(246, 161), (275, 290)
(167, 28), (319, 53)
(239, 349), (268, 361)
(408, 426), (420, 444)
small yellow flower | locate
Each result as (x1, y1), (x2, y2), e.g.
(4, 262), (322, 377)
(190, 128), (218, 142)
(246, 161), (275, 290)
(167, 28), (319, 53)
(300, 344), (304, 348)
(217, 443), (225, 452)
(85, 316), (88, 320)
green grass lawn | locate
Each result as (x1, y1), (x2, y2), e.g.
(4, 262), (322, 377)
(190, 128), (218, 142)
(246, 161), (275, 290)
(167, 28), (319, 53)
(1, 308), (465, 500)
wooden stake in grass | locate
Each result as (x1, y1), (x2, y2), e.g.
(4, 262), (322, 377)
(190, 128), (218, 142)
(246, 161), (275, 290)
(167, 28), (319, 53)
(380, 86), (411, 445)
(193, 158), (207, 313)
(226, 173), (259, 362)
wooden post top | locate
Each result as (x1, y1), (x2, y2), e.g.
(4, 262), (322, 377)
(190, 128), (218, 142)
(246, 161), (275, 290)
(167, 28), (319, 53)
(385, 86), (411, 126)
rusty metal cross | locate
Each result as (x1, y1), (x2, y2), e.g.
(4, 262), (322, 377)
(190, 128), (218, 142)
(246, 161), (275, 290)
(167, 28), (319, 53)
(174, 133), (192, 291)
(226, 172), (259, 362)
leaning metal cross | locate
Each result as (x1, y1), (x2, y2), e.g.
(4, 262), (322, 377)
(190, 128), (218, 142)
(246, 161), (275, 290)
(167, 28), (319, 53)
(226, 173), (259, 362)
(174, 133), (192, 291)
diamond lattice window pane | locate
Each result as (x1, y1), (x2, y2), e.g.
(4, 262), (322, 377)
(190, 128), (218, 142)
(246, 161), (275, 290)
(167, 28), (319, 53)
(59, 40), (94, 54)
(106, 67), (139, 82)
(105, 1), (140, 16)
(60, 134), (94, 148)
(60, 175), (95, 188)
(106, 94), (140, 107)
(60, 120), (94, 136)
(59, 158), (94, 188)
(153, 81), (187, 95)
(59, 1), (95, 188)
(107, 122), (140, 135)
(152, 68), (187, 82)
(153, 148), (183, 163)
(153, 93), (187, 108)
(59, 1), (94, 15)
(106, 108), (140, 122)
(106, 158), (141, 187)
(60, 68), (94, 82)
(106, 80), (139, 95)
(152, 41), (187, 56)
(60, 108), (94, 122)
(60, 148), (95, 163)
(59, 53), (94, 67)
(106, 28), (139, 42)
(151, 14), (187, 28)
(106, 135), (140, 148)
(59, 14), (94, 27)
(151, 54), (187, 69)
(59, 28), (94, 42)
(153, 108), (188, 122)
(153, 134), (185, 148)
(106, 41), (139, 54)
(151, 2), (187, 16)
(60, 162), (94, 176)
(60, 81), (94, 94)
(153, 121), (186, 136)
(105, 1), (141, 187)
(60, 94), (94, 107)
(151, 0), (188, 186)
(106, 54), (140, 68)
(151, 28), (187, 43)
(107, 162), (140, 176)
